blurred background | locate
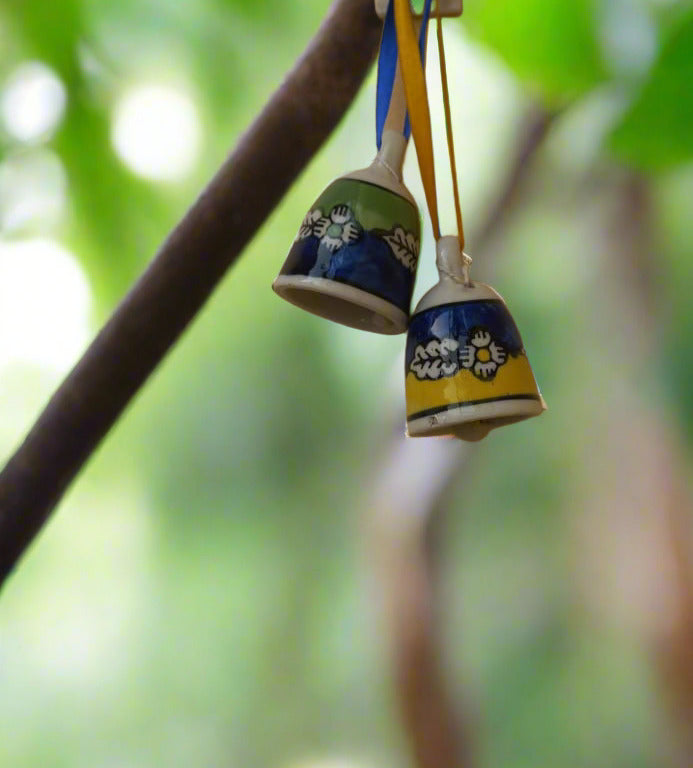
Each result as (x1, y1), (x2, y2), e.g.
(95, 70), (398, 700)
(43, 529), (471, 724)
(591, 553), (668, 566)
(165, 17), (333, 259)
(1, 0), (693, 766)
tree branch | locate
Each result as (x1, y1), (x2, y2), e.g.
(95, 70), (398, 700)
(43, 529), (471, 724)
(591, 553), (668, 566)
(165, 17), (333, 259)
(0, 0), (382, 588)
(472, 105), (557, 250)
(371, 438), (473, 768)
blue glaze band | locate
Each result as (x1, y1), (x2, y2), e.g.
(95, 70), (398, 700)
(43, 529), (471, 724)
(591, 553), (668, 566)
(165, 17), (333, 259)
(283, 233), (415, 313)
(406, 300), (526, 370)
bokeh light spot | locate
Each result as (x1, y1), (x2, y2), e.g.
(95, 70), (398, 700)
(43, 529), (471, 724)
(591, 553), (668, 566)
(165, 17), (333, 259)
(0, 61), (67, 143)
(0, 149), (68, 233)
(0, 238), (91, 371)
(111, 84), (201, 182)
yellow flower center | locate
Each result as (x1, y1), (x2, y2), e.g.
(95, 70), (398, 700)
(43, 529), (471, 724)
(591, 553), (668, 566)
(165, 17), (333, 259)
(476, 347), (491, 363)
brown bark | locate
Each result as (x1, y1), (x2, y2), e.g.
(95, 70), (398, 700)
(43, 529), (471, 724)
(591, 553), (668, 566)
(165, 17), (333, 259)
(0, 0), (382, 588)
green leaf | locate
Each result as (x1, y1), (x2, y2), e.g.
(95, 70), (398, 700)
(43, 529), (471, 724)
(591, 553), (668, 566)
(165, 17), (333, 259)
(463, 0), (605, 103)
(609, 10), (693, 171)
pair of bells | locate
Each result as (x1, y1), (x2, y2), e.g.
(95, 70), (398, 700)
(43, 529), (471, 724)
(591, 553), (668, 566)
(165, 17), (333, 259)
(273, 133), (544, 440)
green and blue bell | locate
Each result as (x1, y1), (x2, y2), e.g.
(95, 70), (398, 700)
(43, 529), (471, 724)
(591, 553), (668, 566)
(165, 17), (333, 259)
(273, 129), (421, 334)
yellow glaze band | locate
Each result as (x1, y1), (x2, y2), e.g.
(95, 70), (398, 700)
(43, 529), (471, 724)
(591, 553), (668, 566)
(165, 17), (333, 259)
(405, 353), (540, 419)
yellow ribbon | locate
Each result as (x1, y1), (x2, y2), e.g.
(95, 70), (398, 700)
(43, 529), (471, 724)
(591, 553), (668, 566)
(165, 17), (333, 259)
(436, 12), (465, 250)
(394, 0), (440, 240)
(393, 0), (466, 251)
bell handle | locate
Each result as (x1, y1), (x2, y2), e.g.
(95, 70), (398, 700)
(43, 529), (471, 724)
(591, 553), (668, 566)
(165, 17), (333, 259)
(436, 235), (472, 284)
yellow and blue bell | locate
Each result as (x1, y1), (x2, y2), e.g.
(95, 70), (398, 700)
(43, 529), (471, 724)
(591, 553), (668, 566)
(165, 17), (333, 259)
(405, 236), (546, 441)
(273, 129), (421, 335)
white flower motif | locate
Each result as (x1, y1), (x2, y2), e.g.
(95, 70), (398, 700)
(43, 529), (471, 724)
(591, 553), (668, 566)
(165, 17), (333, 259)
(383, 226), (419, 273)
(459, 328), (507, 380)
(297, 209), (329, 241)
(410, 339), (460, 380)
(296, 205), (363, 252)
(319, 204), (363, 252)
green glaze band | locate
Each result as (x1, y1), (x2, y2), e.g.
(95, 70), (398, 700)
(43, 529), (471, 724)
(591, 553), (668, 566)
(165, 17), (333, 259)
(314, 178), (420, 236)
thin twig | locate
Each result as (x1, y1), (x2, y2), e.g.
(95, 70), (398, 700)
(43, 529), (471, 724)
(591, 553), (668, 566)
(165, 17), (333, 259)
(610, 173), (693, 766)
(660, 495), (693, 766)
(371, 438), (470, 768)
(472, 105), (557, 249)
(0, 0), (382, 588)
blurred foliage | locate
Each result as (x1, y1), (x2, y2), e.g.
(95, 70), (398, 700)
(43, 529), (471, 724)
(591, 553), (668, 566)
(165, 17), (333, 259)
(1, 1), (693, 768)
(462, 0), (605, 102)
(610, 9), (693, 170)
(4, 0), (85, 78)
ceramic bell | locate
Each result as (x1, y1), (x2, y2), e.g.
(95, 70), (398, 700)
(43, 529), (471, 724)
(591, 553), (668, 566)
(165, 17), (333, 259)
(273, 128), (421, 334)
(405, 236), (546, 441)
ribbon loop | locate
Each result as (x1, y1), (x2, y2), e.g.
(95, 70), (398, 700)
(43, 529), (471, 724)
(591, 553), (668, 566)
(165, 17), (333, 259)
(376, 0), (433, 149)
(393, 0), (465, 249)
(394, 0), (440, 238)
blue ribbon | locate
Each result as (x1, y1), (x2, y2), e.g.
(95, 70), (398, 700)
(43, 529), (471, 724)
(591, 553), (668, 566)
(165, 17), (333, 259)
(375, 0), (433, 149)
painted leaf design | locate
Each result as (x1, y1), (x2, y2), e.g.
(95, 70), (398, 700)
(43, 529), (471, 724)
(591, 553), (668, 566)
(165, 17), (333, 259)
(409, 339), (459, 380)
(383, 226), (419, 273)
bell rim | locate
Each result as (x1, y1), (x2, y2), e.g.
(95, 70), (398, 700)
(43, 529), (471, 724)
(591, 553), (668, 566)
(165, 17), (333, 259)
(406, 395), (545, 440)
(272, 274), (409, 335)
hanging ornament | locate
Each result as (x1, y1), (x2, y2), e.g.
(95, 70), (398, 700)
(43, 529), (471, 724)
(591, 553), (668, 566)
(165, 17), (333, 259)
(273, 0), (433, 334)
(394, 0), (545, 439)
(405, 237), (545, 441)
